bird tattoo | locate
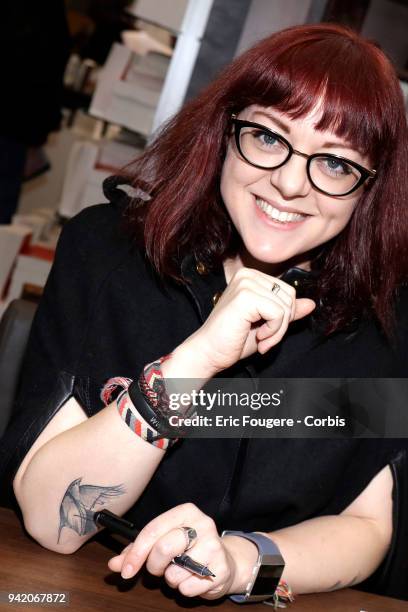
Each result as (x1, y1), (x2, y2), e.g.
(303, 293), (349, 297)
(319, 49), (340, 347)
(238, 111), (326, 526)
(58, 477), (125, 543)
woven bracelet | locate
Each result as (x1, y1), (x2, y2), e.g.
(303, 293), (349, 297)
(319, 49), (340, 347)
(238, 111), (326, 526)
(128, 378), (175, 436)
(138, 355), (196, 427)
(101, 371), (177, 450)
(116, 388), (174, 450)
(263, 580), (294, 608)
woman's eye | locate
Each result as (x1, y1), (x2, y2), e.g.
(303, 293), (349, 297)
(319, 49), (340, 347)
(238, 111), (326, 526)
(253, 130), (279, 148)
(321, 157), (352, 176)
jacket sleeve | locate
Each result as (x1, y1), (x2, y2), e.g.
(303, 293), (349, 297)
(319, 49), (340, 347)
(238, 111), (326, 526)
(356, 447), (408, 600)
(0, 203), (123, 504)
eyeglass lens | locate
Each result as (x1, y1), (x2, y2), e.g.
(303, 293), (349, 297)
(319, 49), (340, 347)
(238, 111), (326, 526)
(239, 126), (362, 195)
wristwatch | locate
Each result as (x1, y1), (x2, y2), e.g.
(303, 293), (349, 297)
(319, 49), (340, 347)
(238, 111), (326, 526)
(221, 531), (285, 603)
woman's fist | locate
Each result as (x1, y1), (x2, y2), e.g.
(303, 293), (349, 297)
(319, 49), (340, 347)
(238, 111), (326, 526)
(189, 266), (315, 375)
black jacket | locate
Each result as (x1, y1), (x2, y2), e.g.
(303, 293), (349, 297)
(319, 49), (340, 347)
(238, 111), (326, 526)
(1, 176), (408, 599)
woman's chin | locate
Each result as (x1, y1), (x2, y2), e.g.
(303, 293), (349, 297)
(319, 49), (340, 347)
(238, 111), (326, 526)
(245, 243), (297, 265)
(240, 239), (313, 273)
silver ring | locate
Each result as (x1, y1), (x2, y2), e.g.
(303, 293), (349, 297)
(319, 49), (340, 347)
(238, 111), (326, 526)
(178, 526), (197, 551)
(271, 282), (280, 295)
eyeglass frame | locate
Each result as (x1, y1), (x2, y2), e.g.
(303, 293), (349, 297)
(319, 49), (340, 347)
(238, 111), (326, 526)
(231, 114), (377, 197)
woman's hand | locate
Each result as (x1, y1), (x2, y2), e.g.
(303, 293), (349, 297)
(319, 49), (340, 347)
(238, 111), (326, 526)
(187, 267), (316, 374)
(107, 503), (248, 599)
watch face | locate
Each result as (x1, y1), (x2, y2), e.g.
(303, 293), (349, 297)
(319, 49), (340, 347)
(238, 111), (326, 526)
(251, 564), (282, 597)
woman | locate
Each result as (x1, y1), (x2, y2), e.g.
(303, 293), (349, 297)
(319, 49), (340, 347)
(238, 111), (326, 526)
(2, 23), (408, 604)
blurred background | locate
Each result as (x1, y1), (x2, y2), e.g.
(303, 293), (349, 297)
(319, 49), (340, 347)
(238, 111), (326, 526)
(0, 0), (407, 312)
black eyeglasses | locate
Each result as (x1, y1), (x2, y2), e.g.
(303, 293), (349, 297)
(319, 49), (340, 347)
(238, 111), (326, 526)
(231, 115), (376, 197)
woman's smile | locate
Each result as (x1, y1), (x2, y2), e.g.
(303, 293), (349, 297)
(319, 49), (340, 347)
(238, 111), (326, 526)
(254, 195), (310, 230)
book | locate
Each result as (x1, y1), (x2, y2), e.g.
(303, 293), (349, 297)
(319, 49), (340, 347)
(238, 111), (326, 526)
(0, 225), (32, 299)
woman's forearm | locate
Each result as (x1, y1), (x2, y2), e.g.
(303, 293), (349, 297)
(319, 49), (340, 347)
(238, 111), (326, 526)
(225, 513), (391, 596)
(14, 341), (215, 555)
(14, 402), (164, 554)
(267, 513), (390, 593)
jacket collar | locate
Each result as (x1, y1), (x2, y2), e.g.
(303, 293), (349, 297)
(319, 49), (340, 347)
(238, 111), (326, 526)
(180, 255), (227, 323)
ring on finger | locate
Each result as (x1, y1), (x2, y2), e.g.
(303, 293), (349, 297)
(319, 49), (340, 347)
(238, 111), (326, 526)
(271, 282), (280, 295)
(178, 526), (197, 551)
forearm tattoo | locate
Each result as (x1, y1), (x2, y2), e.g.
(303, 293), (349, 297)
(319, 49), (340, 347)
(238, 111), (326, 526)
(57, 477), (125, 543)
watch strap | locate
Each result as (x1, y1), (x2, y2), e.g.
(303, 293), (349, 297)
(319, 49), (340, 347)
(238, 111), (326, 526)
(221, 530), (284, 603)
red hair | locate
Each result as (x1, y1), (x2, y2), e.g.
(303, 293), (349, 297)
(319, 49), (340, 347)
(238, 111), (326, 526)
(126, 23), (408, 336)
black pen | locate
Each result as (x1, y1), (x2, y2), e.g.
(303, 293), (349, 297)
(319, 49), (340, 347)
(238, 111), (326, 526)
(93, 509), (216, 578)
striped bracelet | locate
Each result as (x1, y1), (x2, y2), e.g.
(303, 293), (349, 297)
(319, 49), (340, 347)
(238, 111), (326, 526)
(101, 363), (176, 450)
(116, 388), (173, 450)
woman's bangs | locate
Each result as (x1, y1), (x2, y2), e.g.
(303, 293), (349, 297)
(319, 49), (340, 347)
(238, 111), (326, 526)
(247, 45), (385, 161)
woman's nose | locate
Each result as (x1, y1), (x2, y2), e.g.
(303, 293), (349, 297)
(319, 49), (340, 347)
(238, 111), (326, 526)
(269, 154), (310, 198)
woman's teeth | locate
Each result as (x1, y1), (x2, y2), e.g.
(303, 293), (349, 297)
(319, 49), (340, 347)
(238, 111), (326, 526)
(256, 197), (307, 223)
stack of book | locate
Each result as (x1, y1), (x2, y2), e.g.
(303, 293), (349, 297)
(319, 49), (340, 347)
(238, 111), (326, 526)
(90, 43), (170, 136)
(0, 226), (32, 303)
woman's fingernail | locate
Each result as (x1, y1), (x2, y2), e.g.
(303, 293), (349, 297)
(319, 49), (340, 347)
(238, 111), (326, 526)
(121, 564), (134, 579)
